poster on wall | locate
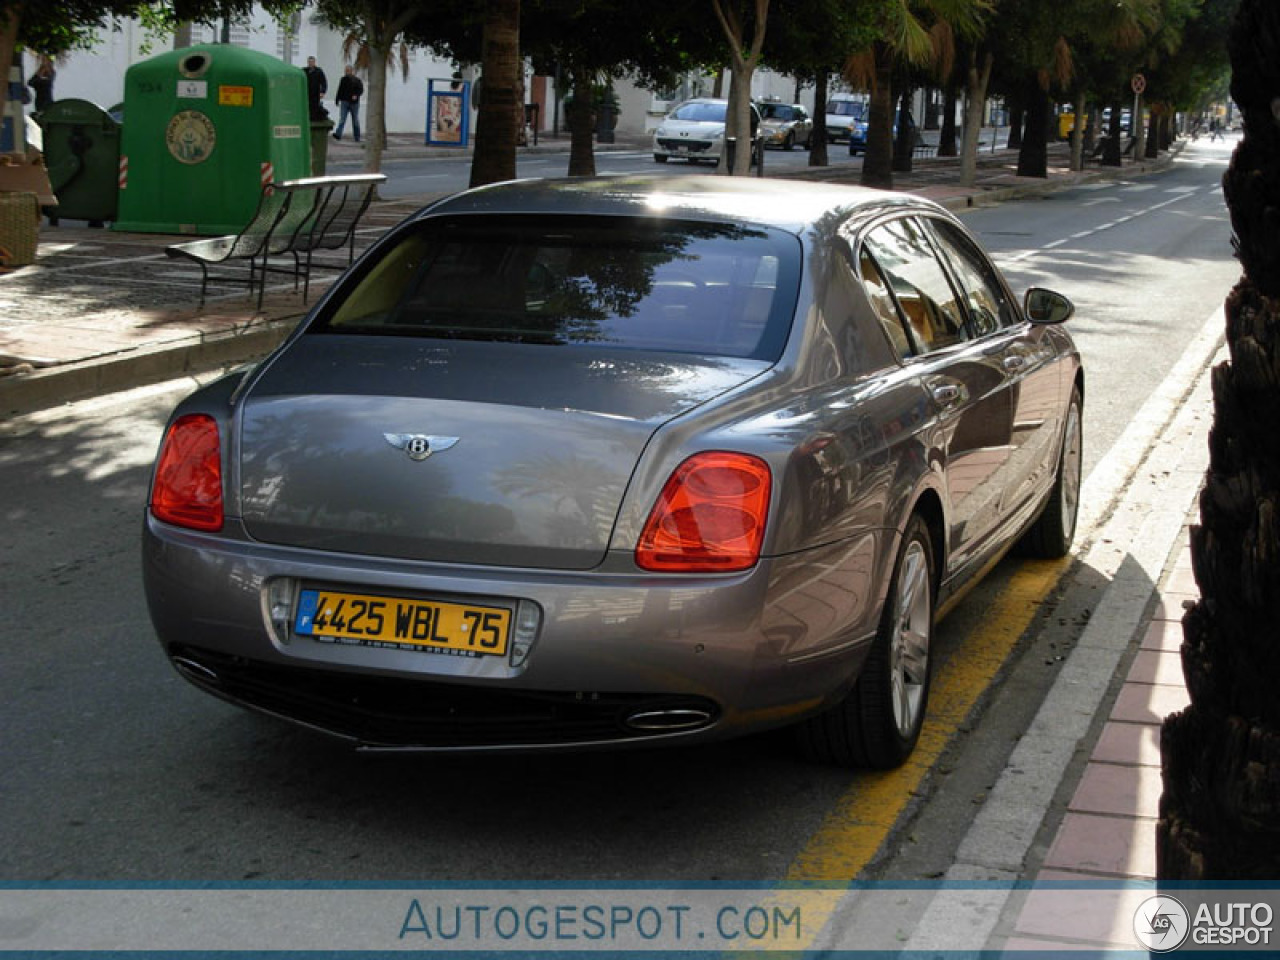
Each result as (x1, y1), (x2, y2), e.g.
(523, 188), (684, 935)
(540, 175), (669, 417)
(426, 80), (469, 147)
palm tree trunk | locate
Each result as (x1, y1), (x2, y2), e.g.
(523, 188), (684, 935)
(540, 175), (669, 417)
(1102, 100), (1123, 166)
(861, 43), (895, 190)
(1145, 105), (1160, 159)
(959, 50), (992, 187)
(937, 82), (958, 157)
(1133, 92), (1147, 159)
(469, 0), (520, 189)
(1157, 0), (1280, 880)
(565, 72), (596, 176)
(363, 37), (389, 177)
(1016, 78), (1049, 177)
(809, 71), (830, 167)
(1006, 91), (1024, 150)
(892, 86), (914, 174)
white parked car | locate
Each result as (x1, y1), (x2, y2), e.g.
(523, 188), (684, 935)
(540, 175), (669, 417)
(653, 98), (762, 165)
(826, 94), (868, 143)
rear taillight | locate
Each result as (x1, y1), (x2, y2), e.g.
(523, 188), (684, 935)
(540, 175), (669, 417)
(636, 452), (771, 572)
(151, 414), (224, 531)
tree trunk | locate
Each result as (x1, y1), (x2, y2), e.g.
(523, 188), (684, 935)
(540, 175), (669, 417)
(364, 35), (390, 177)
(959, 50), (992, 187)
(1134, 92), (1147, 159)
(1084, 105), (1100, 158)
(892, 86), (914, 173)
(937, 82), (958, 157)
(861, 43), (895, 189)
(1102, 100), (1123, 166)
(1006, 91), (1025, 150)
(1157, 0), (1280, 881)
(1145, 103), (1160, 159)
(1069, 90), (1086, 171)
(470, 0), (520, 188)
(1016, 79), (1049, 178)
(809, 70), (830, 166)
(725, 65), (756, 176)
(565, 72), (595, 176)
(0, 4), (23, 112)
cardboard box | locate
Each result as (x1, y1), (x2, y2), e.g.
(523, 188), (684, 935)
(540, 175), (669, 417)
(0, 155), (56, 206)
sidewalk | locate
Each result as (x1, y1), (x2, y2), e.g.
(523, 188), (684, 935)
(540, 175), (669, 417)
(0, 136), (1177, 416)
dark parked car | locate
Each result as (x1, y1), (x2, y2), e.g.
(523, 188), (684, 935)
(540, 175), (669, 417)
(144, 175), (1082, 769)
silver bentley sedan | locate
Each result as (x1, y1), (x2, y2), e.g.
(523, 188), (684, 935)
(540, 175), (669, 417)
(143, 175), (1082, 769)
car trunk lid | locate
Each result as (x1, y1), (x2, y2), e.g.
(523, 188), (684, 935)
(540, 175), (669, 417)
(237, 336), (769, 569)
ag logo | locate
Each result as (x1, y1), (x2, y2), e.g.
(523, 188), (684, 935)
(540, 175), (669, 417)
(1134, 895), (1190, 952)
(166, 110), (216, 165)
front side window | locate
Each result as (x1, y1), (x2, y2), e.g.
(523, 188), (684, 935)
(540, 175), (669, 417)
(313, 216), (802, 361)
(862, 218), (967, 354)
(926, 220), (1018, 338)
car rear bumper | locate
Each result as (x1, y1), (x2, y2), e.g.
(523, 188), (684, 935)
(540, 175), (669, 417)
(143, 515), (882, 752)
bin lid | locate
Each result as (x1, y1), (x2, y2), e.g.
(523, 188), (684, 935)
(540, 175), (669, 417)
(39, 98), (119, 129)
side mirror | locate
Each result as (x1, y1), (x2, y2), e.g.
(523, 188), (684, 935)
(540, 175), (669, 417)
(1024, 288), (1075, 325)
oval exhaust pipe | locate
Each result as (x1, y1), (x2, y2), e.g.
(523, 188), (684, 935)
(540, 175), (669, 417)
(625, 707), (713, 732)
(171, 655), (220, 686)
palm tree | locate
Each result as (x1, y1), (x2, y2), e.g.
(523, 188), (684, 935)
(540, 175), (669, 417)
(848, 0), (989, 190)
(1157, 0), (1280, 879)
(469, 0), (521, 187)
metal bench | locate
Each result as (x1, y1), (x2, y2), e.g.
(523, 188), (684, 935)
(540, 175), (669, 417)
(164, 185), (294, 308)
(165, 172), (385, 309)
(265, 173), (386, 302)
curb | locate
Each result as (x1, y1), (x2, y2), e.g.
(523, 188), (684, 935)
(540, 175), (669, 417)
(0, 315), (300, 417)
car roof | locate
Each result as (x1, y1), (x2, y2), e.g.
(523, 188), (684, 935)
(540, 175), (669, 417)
(414, 175), (938, 237)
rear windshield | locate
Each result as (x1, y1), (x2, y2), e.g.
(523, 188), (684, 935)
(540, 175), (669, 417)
(312, 215), (802, 361)
(670, 101), (727, 123)
(761, 104), (796, 121)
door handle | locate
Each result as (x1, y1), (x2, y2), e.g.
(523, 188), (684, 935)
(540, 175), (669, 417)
(1002, 354), (1027, 372)
(931, 383), (965, 406)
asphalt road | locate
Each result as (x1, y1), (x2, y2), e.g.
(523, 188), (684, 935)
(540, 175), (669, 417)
(0, 139), (1237, 884)
(334, 139), (858, 199)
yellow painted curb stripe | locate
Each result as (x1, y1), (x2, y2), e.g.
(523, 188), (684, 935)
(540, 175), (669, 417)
(763, 558), (1070, 948)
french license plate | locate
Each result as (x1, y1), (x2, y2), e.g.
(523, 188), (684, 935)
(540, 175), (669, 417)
(294, 589), (510, 658)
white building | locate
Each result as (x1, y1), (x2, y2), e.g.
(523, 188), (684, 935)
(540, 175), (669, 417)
(29, 7), (823, 139)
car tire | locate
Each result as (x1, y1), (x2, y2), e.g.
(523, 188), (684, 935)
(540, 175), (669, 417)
(797, 514), (934, 769)
(1019, 386), (1083, 559)
(783, 132), (795, 151)
(653, 153), (668, 163)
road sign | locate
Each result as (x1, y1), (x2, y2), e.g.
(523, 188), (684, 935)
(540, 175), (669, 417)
(1131, 73), (1147, 95)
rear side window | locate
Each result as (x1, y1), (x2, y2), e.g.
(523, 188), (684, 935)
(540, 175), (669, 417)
(861, 218), (966, 354)
(313, 216), (802, 361)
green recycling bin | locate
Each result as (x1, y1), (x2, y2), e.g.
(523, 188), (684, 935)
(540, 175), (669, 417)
(39, 99), (121, 224)
(115, 44), (311, 235)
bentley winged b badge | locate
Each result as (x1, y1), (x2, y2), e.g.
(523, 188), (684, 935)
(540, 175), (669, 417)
(383, 434), (460, 462)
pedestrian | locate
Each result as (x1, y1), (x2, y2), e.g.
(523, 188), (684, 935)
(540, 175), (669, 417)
(303, 56), (327, 122)
(28, 57), (55, 112)
(333, 65), (363, 142)
(1210, 117), (1223, 141)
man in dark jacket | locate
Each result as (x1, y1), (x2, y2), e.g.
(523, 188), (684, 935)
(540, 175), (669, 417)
(28, 58), (55, 112)
(334, 65), (364, 142)
(304, 56), (327, 121)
